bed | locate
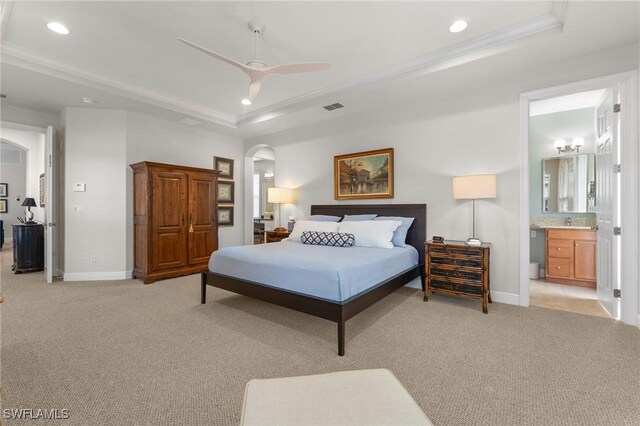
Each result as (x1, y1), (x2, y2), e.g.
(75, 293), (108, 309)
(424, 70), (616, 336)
(201, 204), (426, 356)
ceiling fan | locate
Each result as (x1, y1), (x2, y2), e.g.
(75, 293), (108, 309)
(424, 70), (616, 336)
(179, 20), (332, 105)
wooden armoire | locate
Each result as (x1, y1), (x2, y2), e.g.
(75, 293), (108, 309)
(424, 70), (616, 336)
(130, 162), (219, 284)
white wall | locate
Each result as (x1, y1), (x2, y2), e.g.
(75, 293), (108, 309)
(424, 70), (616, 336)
(63, 108), (128, 279)
(125, 111), (244, 271)
(246, 44), (639, 302)
(0, 141), (27, 231)
(0, 104), (58, 129)
(60, 108), (244, 279)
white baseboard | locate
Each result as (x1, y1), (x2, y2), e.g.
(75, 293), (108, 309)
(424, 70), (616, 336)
(490, 291), (520, 306)
(63, 270), (133, 281)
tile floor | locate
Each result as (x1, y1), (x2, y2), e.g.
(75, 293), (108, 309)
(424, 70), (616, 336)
(530, 279), (611, 318)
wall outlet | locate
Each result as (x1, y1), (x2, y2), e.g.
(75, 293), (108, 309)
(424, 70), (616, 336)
(72, 204), (84, 213)
(91, 255), (96, 263)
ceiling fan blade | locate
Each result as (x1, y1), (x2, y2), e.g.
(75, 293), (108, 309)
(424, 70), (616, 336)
(248, 79), (262, 101)
(264, 62), (332, 75)
(178, 38), (252, 73)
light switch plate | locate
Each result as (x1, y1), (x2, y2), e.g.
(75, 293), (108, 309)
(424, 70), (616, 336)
(530, 230), (537, 238)
(73, 183), (86, 192)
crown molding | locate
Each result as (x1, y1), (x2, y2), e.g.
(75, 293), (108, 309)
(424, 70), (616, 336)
(237, 12), (565, 128)
(0, 41), (238, 129)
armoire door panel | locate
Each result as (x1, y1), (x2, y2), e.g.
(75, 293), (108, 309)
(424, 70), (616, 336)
(154, 232), (186, 269)
(152, 171), (188, 269)
(188, 173), (217, 265)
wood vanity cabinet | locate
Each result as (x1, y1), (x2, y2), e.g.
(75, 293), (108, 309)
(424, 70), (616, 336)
(130, 161), (219, 284)
(545, 228), (596, 287)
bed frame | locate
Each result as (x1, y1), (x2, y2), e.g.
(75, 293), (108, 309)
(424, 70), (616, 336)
(201, 204), (426, 356)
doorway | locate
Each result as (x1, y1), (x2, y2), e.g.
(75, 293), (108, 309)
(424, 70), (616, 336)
(243, 145), (276, 245)
(0, 122), (56, 283)
(519, 72), (638, 325)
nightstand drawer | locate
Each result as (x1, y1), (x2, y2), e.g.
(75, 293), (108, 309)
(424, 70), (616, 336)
(429, 278), (483, 296)
(429, 254), (483, 269)
(428, 245), (483, 258)
(429, 265), (483, 282)
(547, 239), (573, 258)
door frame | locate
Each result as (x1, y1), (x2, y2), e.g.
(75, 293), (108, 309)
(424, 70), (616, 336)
(518, 71), (638, 326)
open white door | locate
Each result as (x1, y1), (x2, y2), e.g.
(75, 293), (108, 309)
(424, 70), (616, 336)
(44, 126), (55, 284)
(595, 88), (621, 319)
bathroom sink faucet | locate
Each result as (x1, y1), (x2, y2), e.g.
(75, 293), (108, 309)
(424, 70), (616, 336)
(566, 217), (572, 226)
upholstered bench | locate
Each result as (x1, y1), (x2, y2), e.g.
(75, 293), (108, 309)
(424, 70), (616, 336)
(240, 369), (432, 425)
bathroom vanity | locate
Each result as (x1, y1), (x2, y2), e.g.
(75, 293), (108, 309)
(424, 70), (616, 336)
(545, 227), (596, 287)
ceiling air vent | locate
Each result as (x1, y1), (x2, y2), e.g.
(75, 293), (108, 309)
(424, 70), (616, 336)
(323, 103), (344, 111)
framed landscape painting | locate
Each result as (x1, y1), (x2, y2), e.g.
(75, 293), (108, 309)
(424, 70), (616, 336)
(334, 148), (394, 200)
(0, 199), (7, 213)
(214, 156), (234, 180)
(218, 206), (234, 226)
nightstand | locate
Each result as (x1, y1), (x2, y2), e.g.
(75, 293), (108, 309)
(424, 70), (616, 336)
(424, 240), (491, 313)
(265, 230), (290, 243)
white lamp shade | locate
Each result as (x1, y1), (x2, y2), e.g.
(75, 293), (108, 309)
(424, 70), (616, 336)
(452, 175), (497, 200)
(268, 187), (294, 204)
(554, 139), (566, 149)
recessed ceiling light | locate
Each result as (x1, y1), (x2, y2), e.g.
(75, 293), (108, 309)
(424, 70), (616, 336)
(80, 97), (97, 104)
(47, 22), (70, 35)
(448, 20), (468, 33)
(241, 98), (252, 106)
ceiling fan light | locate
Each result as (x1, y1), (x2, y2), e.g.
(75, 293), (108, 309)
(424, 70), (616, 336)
(241, 98), (252, 106)
(448, 20), (468, 33)
(47, 22), (70, 35)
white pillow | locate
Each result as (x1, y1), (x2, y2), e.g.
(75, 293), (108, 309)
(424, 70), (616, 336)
(286, 220), (340, 242)
(337, 220), (401, 249)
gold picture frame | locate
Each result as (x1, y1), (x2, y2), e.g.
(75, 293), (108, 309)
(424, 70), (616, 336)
(334, 148), (394, 200)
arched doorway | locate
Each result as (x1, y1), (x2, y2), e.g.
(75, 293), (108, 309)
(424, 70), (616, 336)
(243, 145), (275, 245)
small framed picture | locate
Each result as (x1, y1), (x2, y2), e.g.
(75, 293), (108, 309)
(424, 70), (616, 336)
(214, 156), (234, 180)
(218, 205), (234, 226)
(218, 181), (235, 204)
(0, 199), (7, 213)
(0, 183), (7, 197)
(39, 174), (45, 207)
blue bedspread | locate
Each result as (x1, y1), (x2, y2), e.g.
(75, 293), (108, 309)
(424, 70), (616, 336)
(208, 241), (419, 302)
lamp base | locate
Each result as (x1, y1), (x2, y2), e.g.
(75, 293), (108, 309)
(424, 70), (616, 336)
(466, 237), (482, 246)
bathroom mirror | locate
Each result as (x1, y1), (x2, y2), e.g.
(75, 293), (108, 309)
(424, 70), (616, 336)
(542, 154), (595, 213)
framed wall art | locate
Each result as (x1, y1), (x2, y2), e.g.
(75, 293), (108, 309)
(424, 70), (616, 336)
(214, 156), (234, 180)
(39, 173), (45, 207)
(218, 181), (235, 204)
(218, 206), (234, 226)
(334, 148), (394, 200)
(0, 199), (7, 213)
(0, 183), (7, 198)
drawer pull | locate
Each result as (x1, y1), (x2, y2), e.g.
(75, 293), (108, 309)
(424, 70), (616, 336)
(557, 247), (561, 250)
(557, 266), (561, 269)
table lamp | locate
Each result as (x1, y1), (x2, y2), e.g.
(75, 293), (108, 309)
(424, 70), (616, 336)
(452, 175), (496, 245)
(267, 187), (294, 232)
(21, 197), (37, 224)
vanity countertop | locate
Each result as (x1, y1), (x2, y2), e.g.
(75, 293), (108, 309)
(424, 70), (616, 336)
(530, 225), (595, 230)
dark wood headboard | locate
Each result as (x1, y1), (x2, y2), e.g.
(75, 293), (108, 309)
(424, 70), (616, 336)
(310, 204), (427, 265)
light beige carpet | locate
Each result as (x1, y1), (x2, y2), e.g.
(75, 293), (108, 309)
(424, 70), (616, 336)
(1, 264), (639, 425)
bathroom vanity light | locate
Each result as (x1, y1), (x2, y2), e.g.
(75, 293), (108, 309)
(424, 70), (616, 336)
(554, 138), (583, 154)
